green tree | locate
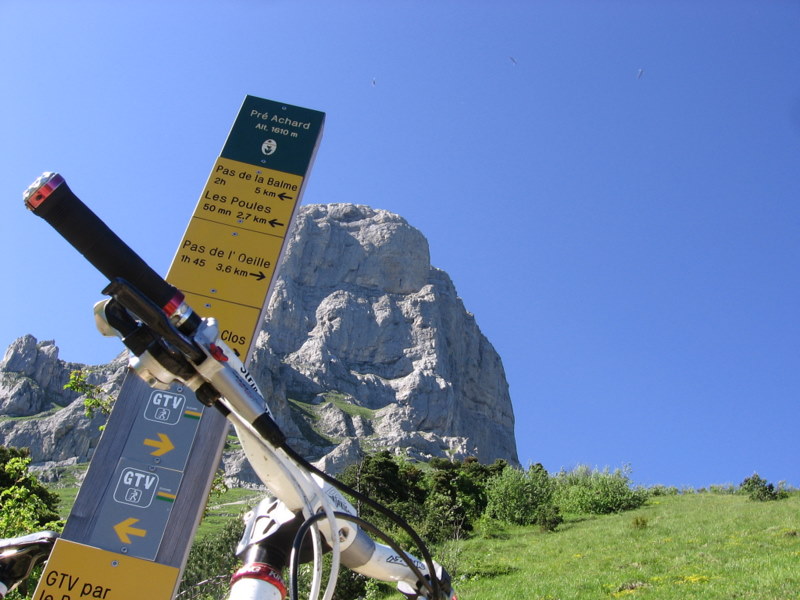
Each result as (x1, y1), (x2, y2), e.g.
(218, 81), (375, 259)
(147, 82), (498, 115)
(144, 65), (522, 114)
(63, 369), (113, 430)
(0, 447), (62, 537)
(420, 457), (506, 543)
(739, 473), (789, 501)
(339, 452), (511, 544)
(178, 516), (245, 600)
(338, 450), (427, 536)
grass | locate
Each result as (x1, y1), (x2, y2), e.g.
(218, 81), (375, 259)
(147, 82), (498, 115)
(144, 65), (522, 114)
(47, 463), (89, 519)
(446, 493), (800, 599)
(197, 486), (263, 539)
(46, 467), (800, 599)
(52, 487), (79, 520)
(287, 397), (340, 447)
(287, 391), (380, 447)
(289, 392), (378, 422)
(328, 396), (378, 420)
(0, 405), (63, 423)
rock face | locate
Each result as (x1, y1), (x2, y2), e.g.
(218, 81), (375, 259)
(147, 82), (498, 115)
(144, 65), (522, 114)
(253, 204), (517, 469)
(0, 336), (83, 417)
(0, 203), (518, 480)
(0, 336), (126, 468)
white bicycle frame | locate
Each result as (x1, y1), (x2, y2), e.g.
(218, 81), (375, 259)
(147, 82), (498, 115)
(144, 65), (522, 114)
(22, 171), (455, 600)
(124, 314), (447, 600)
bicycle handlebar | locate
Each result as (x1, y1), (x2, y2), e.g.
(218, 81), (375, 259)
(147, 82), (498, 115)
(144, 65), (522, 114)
(23, 172), (185, 316)
(21, 172), (455, 600)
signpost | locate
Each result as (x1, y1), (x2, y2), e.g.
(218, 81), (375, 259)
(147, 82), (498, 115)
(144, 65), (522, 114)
(33, 96), (324, 600)
(167, 96), (325, 358)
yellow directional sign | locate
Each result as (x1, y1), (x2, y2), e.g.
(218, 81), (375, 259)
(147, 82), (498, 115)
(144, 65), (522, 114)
(36, 539), (179, 600)
(144, 433), (175, 457)
(166, 158), (304, 357)
(167, 97), (324, 359)
(114, 518), (148, 544)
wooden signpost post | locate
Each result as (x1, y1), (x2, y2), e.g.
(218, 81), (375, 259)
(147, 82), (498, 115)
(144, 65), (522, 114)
(33, 96), (325, 600)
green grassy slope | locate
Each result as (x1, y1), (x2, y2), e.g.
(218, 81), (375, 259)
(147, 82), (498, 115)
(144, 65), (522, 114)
(451, 493), (800, 599)
(47, 473), (800, 599)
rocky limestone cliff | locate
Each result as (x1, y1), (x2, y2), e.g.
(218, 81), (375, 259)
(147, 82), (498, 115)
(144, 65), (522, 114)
(251, 204), (517, 471)
(0, 336), (85, 417)
(0, 337), (127, 474)
(0, 203), (518, 481)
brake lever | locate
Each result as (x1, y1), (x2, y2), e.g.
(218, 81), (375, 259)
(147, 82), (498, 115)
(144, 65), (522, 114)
(101, 278), (204, 363)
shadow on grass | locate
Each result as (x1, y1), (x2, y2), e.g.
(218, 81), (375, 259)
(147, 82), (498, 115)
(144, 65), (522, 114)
(554, 515), (596, 532)
(459, 564), (517, 582)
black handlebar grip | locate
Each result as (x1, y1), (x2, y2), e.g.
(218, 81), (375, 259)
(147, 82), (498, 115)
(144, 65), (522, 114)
(23, 172), (184, 315)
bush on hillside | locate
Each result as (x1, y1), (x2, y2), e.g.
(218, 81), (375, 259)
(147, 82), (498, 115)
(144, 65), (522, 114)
(178, 516), (245, 600)
(554, 465), (648, 515)
(0, 446), (62, 537)
(0, 447), (63, 600)
(649, 484), (680, 496)
(485, 464), (562, 531)
(338, 450), (428, 537)
(739, 473), (789, 502)
(420, 457), (507, 542)
(339, 451), (509, 544)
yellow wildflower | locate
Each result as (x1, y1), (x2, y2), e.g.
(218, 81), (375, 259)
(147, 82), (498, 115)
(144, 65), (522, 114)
(677, 574), (710, 584)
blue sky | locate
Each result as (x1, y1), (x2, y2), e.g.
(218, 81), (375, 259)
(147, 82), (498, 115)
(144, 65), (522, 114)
(2, 1), (798, 488)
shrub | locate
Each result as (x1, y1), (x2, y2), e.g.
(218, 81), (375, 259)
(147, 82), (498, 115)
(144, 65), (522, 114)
(339, 452), (509, 544)
(0, 446), (62, 536)
(64, 369), (113, 430)
(178, 516), (245, 600)
(338, 451), (427, 538)
(420, 457), (505, 543)
(0, 447), (63, 599)
(485, 464), (562, 531)
(649, 485), (679, 496)
(554, 465), (649, 515)
(739, 473), (789, 502)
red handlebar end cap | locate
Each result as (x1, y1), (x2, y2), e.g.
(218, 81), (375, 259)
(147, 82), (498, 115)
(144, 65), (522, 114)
(23, 172), (65, 211)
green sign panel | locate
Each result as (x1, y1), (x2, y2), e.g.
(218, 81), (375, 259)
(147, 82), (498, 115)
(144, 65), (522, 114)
(221, 95), (325, 174)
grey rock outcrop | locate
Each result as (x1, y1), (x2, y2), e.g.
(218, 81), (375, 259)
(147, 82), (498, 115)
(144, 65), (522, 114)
(253, 204), (517, 468)
(0, 397), (109, 463)
(0, 339), (127, 466)
(0, 335), (84, 416)
(0, 203), (518, 480)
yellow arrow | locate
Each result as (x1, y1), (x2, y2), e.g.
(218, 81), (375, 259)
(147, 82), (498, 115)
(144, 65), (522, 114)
(144, 432), (175, 456)
(114, 518), (147, 544)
